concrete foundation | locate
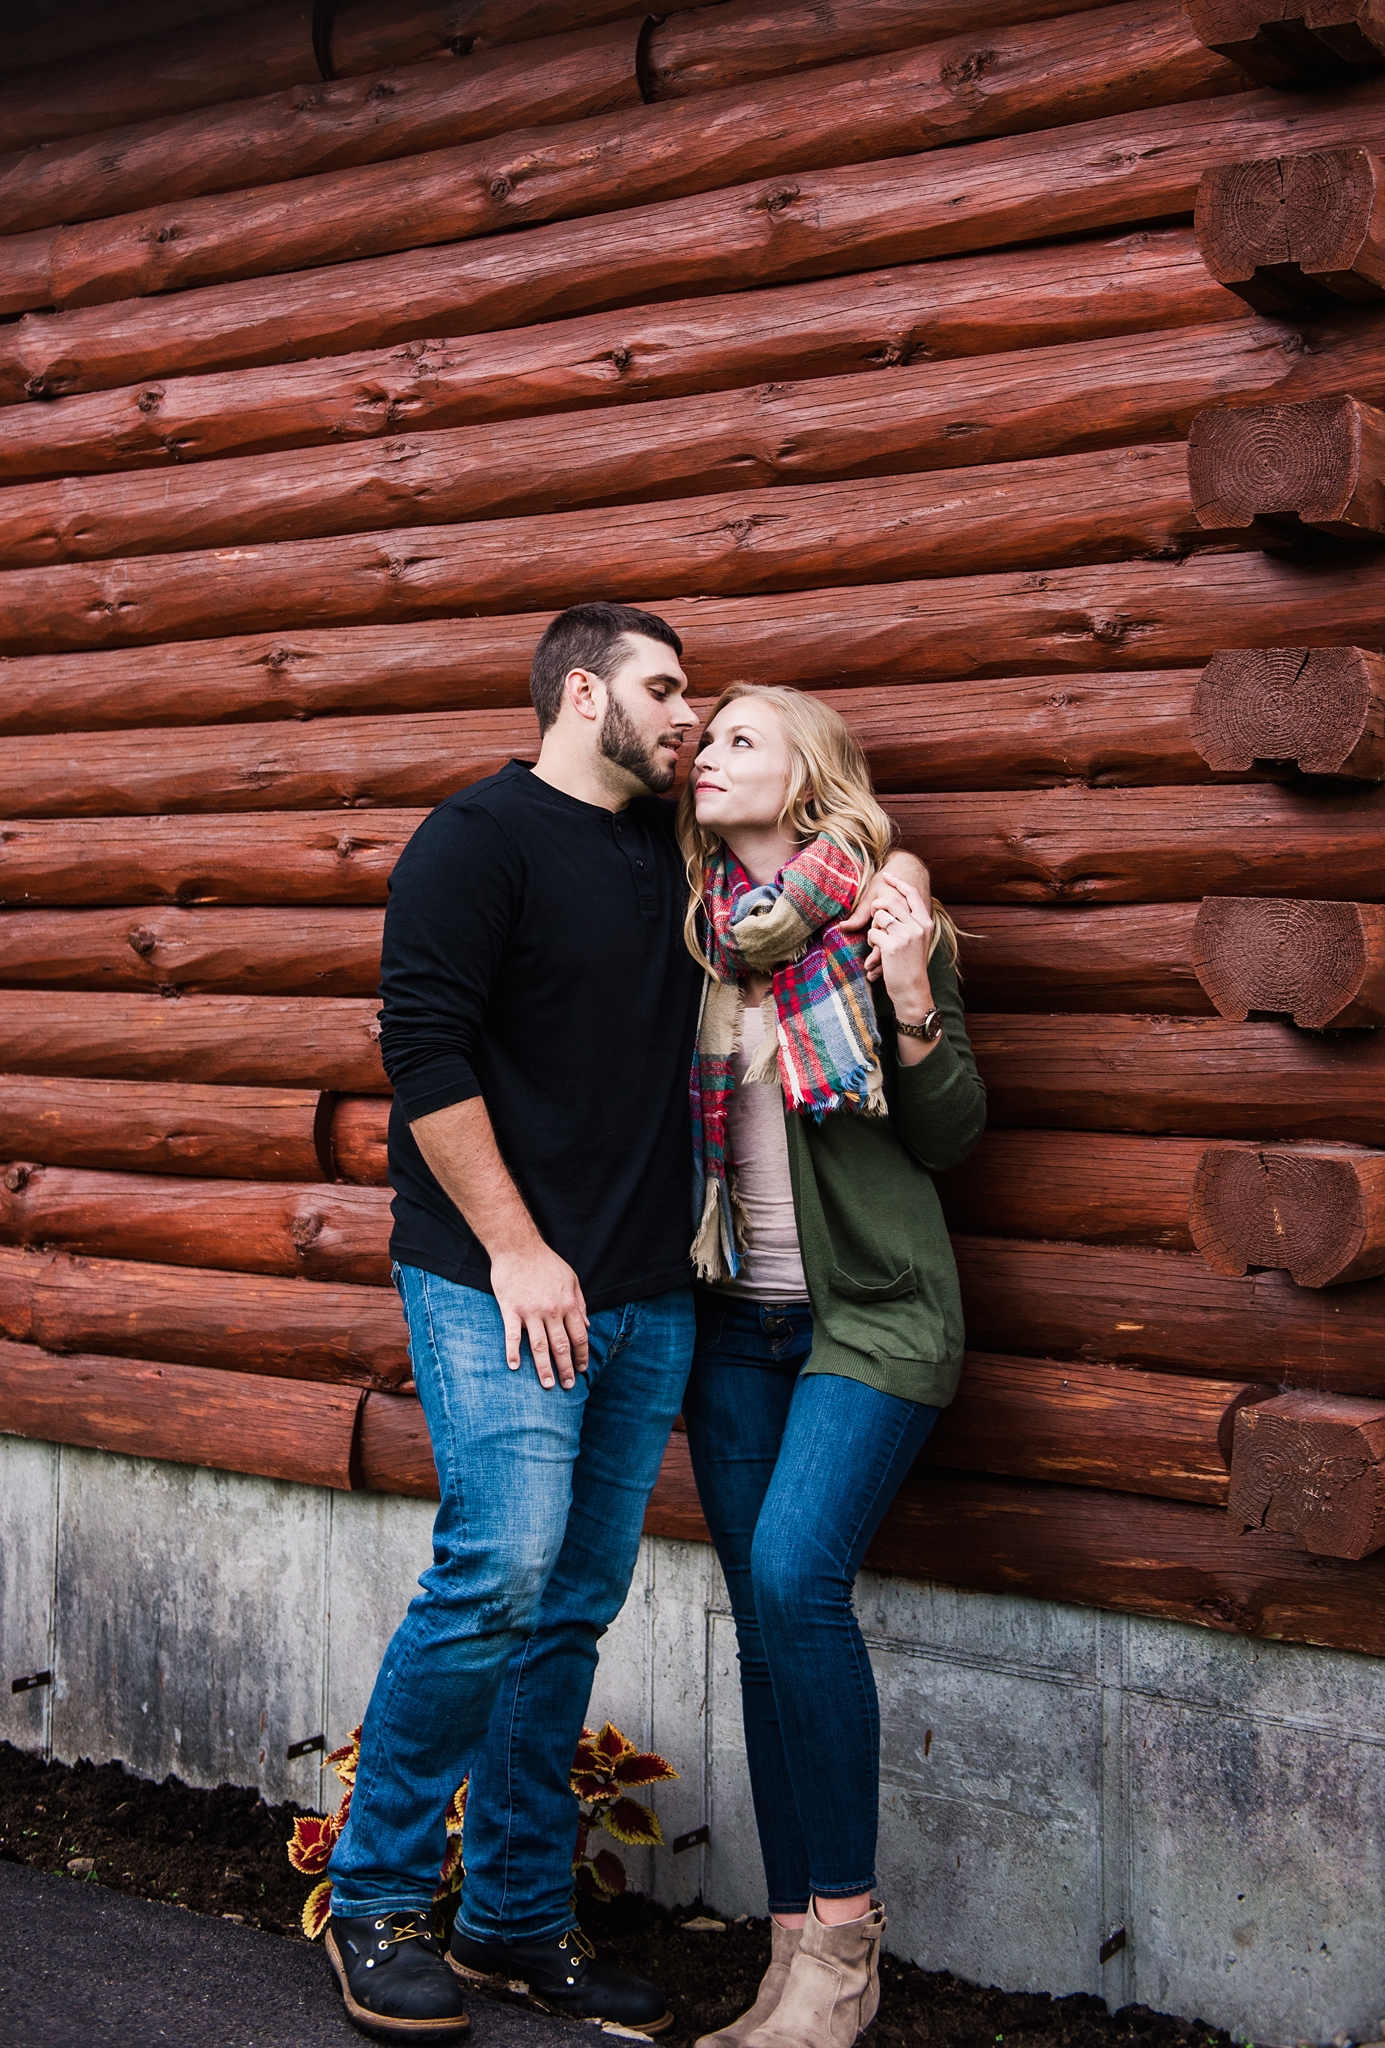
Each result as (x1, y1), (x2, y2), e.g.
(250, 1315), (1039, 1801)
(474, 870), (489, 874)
(5, 1432), (1384, 2044)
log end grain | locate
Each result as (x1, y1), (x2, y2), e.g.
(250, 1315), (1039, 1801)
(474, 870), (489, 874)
(1191, 645), (1385, 777)
(1191, 895), (1385, 1028)
(1191, 1141), (1385, 1284)
(1195, 150), (1385, 308)
(1229, 1388), (1385, 1556)
(331, 1094), (389, 1185)
(1187, 395), (1385, 539)
(358, 1389), (437, 1498)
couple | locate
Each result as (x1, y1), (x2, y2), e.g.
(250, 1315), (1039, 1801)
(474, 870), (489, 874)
(325, 602), (986, 2046)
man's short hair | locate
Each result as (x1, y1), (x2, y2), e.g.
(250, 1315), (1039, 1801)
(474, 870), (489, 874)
(530, 602), (683, 735)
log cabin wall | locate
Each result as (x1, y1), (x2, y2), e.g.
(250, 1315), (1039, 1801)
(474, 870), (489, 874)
(5, 0), (1385, 1665)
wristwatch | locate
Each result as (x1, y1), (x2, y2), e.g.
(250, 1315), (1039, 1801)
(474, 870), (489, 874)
(895, 1009), (943, 1043)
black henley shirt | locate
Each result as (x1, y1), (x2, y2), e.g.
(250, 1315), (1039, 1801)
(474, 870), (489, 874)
(378, 760), (702, 1311)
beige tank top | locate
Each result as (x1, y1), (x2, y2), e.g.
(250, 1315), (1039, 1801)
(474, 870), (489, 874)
(720, 1000), (809, 1304)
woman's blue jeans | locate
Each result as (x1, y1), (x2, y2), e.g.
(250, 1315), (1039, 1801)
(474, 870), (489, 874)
(683, 1294), (937, 1912)
(329, 1266), (693, 1938)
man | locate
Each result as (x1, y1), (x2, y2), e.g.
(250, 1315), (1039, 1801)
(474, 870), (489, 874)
(327, 602), (701, 2040)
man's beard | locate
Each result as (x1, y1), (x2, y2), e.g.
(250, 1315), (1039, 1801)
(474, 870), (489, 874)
(599, 695), (677, 793)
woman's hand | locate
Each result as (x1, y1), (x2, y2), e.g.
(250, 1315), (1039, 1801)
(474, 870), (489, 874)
(866, 874), (938, 1063)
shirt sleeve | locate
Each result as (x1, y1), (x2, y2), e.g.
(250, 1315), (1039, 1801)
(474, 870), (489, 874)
(884, 945), (987, 1173)
(377, 800), (519, 1124)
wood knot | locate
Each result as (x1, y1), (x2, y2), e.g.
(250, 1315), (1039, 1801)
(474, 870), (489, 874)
(608, 347), (632, 374)
(941, 47), (999, 90)
(3, 1164), (32, 1193)
(135, 387), (164, 416)
(23, 375), (54, 402)
(762, 187), (800, 215)
(290, 1213), (323, 1251)
(489, 176), (512, 202)
(127, 925), (158, 957)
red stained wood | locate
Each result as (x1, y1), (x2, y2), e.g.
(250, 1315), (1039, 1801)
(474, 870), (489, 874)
(1183, 0), (1385, 84)
(924, 1352), (1249, 1504)
(0, 1074), (325, 1180)
(896, 782), (1385, 905)
(1195, 147), (1385, 309)
(0, 1244), (407, 1387)
(0, 812), (421, 909)
(0, 231), (1243, 484)
(1229, 1388), (1385, 1557)
(0, 444), (1222, 656)
(1191, 644), (1385, 778)
(1189, 393), (1385, 539)
(331, 1096), (389, 1186)
(7, 551), (1385, 738)
(0, 23), (643, 240)
(359, 1389), (437, 1497)
(1192, 896), (1385, 1027)
(0, 906), (383, 997)
(955, 903), (1210, 1014)
(1191, 1141), (1385, 1285)
(0, 991), (388, 1092)
(7, 77), (1378, 406)
(937, 1129), (1203, 1250)
(15, 312), (1383, 571)
(972, 1012), (1385, 1142)
(953, 1232), (1385, 1393)
(0, 1338), (362, 1488)
(2, 9), (1235, 318)
(0, 1166), (391, 1283)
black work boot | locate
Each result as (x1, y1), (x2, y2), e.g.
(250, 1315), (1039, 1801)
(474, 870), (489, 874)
(327, 1910), (471, 2041)
(449, 1922), (671, 2034)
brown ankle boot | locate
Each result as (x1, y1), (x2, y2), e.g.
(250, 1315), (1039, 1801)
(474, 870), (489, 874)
(742, 1899), (886, 2048)
(696, 1920), (802, 2048)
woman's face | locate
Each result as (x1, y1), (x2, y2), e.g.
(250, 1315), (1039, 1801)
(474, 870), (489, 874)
(690, 697), (795, 836)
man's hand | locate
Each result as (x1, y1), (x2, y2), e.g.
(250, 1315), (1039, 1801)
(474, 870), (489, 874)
(841, 850), (932, 979)
(490, 1243), (590, 1390)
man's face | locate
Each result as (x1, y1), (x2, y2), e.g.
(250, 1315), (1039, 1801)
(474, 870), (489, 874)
(592, 634), (697, 795)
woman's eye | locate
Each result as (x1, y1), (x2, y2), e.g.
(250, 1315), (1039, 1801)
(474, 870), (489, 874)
(731, 735), (750, 747)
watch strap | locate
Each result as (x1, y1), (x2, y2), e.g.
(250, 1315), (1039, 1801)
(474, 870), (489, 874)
(895, 1008), (943, 1042)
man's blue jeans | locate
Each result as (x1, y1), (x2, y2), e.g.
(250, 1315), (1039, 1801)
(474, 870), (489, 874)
(329, 1266), (693, 1938)
(682, 1294), (937, 1911)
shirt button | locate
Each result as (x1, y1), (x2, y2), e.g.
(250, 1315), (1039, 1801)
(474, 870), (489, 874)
(636, 858), (645, 868)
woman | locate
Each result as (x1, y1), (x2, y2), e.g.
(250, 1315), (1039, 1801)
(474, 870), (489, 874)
(679, 685), (986, 2048)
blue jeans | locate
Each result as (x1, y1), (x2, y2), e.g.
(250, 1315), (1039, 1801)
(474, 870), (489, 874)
(682, 1294), (937, 1911)
(329, 1266), (693, 1937)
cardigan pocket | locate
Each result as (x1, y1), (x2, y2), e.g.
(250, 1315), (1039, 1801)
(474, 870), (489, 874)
(827, 1261), (917, 1304)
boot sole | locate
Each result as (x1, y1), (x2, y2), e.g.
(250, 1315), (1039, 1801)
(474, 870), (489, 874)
(447, 1955), (673, 2036)
(326, 1929), (471, 2042)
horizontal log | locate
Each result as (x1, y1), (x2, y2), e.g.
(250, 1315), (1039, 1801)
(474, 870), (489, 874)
(0, 991), (388, 1092)
(1191, 644), (1385, 777)
(0, 1166), (391, 1283)
(1193, 896), (1385, 1027)
(3, 8), (1235, 318)
(0, 1245), (408, 1387)
(0, 906), (384, 996)
(954, 1232), (1385, 1392)
(642, 1435), (1385, 1658)
(0, 673), (1244, 823)
(1191, 1140), (1385, 1284)
(0, 1074), (326, 1180)
(899, 782), (1385, 904)
(1189, 393), (1385, 539)
(0, 1338), (362, 1489)
(0, 0), (674, 154)
(0, 0), (263, 75)
(924, 1352), (1252, 1504)
(1229, 1388), (1385, 1557)
(9, 549), (1385, 739)
(359, 1387), (437, 1496)
(1183, 0), (1385, 84)
(18, 311), (1385, 570)
(971, 1013), (1385, 1141)
(0, 443), (1227, 655)
(937, 1129), (1203, 1248)
(8, 75), (1382, 406)
(1196, 147), (1385, 311)
(0, 231), (1243, 484)
(0, 811), (420, 908)
(0, 22), (643, 241)
(330, 1095), (389, 1185)
(955, 903), (1210, 1013)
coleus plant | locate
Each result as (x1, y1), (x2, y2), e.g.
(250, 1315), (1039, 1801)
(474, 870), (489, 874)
(288, 1720), (678, 1940)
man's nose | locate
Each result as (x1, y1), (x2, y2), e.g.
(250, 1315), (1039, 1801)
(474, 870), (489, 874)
(671, 695), (699, 731)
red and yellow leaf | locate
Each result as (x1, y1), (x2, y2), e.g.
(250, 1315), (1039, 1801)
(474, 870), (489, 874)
(601, 1797), (664, 1847)
(302, 1879), (333, 1940)
(612, 1750), (679, 1788)
(326, 1726), (362, 1787)
(435, 1832), (465, 1896)
(444, 1778), (468, 1835)
(593, 1848), (627, 1895)
(287, 1813), (339, 1876)
(594, 1723), (630, 1763)
(570, 1770), (612, 1801)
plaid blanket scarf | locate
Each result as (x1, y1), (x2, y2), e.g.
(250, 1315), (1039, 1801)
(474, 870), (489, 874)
(690, 834), (885, 1283)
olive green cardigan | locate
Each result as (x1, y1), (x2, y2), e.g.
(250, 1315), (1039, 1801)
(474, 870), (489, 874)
(781, 946), (985, 1409)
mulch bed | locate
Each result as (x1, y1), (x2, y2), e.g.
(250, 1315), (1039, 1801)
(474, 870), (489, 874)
(0, 1740), (1232, 2048)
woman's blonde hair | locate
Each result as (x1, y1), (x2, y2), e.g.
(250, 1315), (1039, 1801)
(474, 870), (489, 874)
(677, 683), (960, 971)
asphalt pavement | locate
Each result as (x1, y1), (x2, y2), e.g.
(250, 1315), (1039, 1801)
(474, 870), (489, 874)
(0, 1860), (587, 2048)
